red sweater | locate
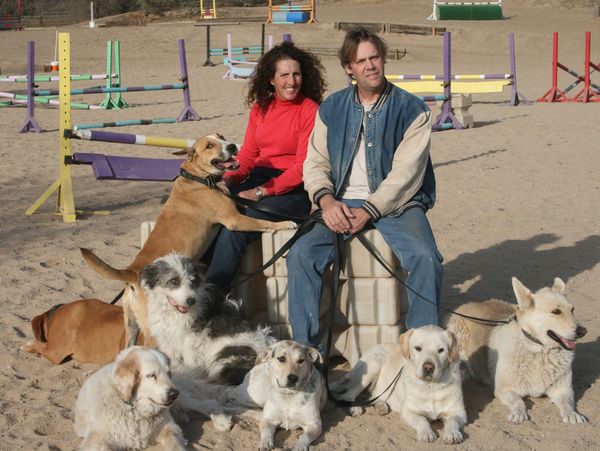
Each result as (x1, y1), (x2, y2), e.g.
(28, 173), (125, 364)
(225, 93), (318, 196)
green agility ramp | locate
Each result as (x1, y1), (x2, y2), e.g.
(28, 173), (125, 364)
(428, 1), (504, 20)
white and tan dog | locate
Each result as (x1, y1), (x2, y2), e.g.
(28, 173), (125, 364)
(80, 134), (295, 346)
(221, 340), (326, 451)
(330, 325), (466, 444)
(74, 346), (186, 450)
(447, 277), (587, 424)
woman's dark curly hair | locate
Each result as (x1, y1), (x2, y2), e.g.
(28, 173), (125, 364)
(246, 41), (326, 112)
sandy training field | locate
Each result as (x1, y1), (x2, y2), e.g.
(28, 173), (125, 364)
(0, 1), (599, 449)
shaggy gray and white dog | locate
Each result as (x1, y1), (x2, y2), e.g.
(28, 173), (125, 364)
(139, 253), (275, 386)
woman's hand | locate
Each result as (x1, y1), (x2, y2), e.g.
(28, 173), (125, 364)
(238, 188), (262, 201)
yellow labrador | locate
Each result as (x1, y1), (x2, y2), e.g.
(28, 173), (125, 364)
(331, 325), (466, 444)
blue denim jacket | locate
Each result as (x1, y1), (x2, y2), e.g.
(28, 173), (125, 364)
(314, 82), (436, 219)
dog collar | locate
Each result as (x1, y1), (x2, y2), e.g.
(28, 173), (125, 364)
(521, 328), (544, 346)
(179, 168), (221, 189)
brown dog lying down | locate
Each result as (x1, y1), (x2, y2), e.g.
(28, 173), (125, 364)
(23, 299), (146, 365)
(81, 134), (296, 347)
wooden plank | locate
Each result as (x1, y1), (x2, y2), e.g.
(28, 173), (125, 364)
(388, 23), (446, 36)
(335, 21), (385, 33)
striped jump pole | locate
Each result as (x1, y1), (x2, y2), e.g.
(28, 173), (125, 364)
(0, 91), (102, 109)
(73, 117), (177, 131)
(0, 73), (116, 82)
(34, 83), (188, 97)
(19, 41), (43, 133)
(65, 128), (196, 149)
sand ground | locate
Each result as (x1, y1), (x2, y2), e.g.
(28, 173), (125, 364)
(0, 1), (599, 449)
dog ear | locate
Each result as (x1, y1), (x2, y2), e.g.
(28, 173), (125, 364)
(172, 147), (194, 160)
(399, 329), (414, 360)
(446, 330), (459, 362)
(551, 277), (566, 294)
(512, 277), (534, 310)
(112, 351), (140, 403)
(255, 347), (272, 365)
(30, 312), (48, 342)
(306, 346), (323, 365)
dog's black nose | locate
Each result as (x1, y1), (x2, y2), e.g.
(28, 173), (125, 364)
(423, 362), (435, 375)
(167, 388), (179, 402)
(576, 325), (587, 338)
(226, 143), (238, 155)
(287, 374), (298, 384)
(186, 297), (196, 307)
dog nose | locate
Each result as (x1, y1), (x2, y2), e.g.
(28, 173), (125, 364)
(226, 143), (238, 155)
(167, 388), (179, 402)
(423, 362), (435, 375)
(576, 325), (587, 338)
(287, 374), (298, 384)
(186, 297), (196, 307)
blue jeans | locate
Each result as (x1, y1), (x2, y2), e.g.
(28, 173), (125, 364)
(206, 167), (310, 292)
(286, 199), (443, 347)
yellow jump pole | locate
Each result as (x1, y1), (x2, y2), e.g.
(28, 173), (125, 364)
(26, 32), (77, 222)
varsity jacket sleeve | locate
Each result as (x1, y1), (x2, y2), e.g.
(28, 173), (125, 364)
(364, 110), (432, 219)
(303, 111), (335, 207)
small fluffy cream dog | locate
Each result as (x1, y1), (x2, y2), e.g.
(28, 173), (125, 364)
(74, 346), (186, 450)
(447, 277), (587, 424)
(330, 325), (466, 444)
(221, 340), (326, 451)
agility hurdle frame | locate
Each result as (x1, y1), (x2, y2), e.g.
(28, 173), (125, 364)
(538, 32), (600, 103)
(267, 0), (317, 24)
(427, 0), (502, 21)
(203, 23), (268, 67)
(386, 32), (528, 129)
(6, 40), (122, 133)
(26, 33), (199, 222)
(223, 31), (274, 80)
(199, 0), (217, 19)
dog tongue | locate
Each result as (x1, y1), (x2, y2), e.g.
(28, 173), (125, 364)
(560, 336), (576, 350)
(168, 297), (189, 314)
(221, 160), (240, 170)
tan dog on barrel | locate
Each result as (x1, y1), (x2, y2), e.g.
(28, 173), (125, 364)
(81, 134), (296, 346)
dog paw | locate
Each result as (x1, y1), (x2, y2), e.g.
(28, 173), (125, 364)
(416, 428), (437, 443)
(508, 411), (529, 424)
(211, 413), (233, 432)
(349, 406), (365, 417)
(258, 438), (274, 451)
(442, 430), (464, 444)
(374, 401), (390, 416)
(562, 412), (587, 424)
(285, 221), (298, 230)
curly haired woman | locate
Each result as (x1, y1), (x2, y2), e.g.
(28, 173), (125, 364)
(206, 41), (327, 293)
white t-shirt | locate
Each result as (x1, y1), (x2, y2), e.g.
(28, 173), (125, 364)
(339, 103), (373, 200)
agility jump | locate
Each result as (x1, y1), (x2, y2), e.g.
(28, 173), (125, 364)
(26, 33), (199, 223)
(267, 0), (317, 24)
(538, 32), (600, 103)
(385, 32), (527, 129)
(199, 0), (217, 19)
(3, 40), (124, 133)
(427, 0), (503, 20)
